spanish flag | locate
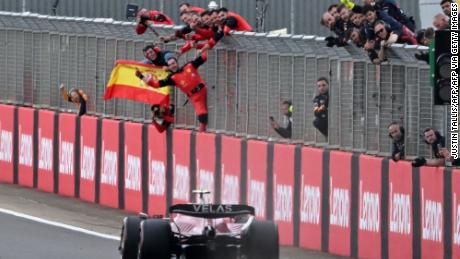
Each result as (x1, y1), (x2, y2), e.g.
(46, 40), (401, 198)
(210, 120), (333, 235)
(104, 60), (171, 105)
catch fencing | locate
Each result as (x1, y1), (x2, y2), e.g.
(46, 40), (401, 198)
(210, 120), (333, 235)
(0, 11), (451, 158)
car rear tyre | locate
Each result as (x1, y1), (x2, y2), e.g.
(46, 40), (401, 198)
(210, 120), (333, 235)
(119, 216), (141, 259)
(245, 220), (279, 259)
(138, 219), (172, 259)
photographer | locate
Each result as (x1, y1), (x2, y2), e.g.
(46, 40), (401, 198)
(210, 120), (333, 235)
(412, 128), (460, 167)
(269, 100), (293, 139)
(135, 8), (174, 35)
(151, 104), (175, 133)
(313, 77), (329, 137)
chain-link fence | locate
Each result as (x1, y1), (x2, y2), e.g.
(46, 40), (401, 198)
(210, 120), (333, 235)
(0, 11), (451, 158)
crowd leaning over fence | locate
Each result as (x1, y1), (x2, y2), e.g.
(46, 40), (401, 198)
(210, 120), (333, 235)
(60, 1), (458, 168)
(321, 0), (458, 167)
(321, 0), (454, 64)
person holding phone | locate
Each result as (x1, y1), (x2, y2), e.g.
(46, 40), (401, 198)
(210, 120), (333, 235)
(269, 100), (293, 139)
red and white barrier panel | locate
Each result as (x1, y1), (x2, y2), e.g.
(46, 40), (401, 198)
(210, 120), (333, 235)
(17, 107), (34, 187)
(328, 151), (353, 257)
(195, 132), (216, 203)
(79, 116), (98, 203)
(388, 161), (413, 259)
(123, 122), (143, 213)
(273, 143), (295, 246)
(58, 113), (76, 197)
(0, 105), (15, 183)
(246, 140), (268, 220)
(358, 155), (383, 259)
(220, 135), (242, 204)
(147, 124), (168, 216)
(420, 167), (445, 259)
(172, 129), (192, 204)
(37, 110), (55, 193)
(99, 119), (120, 209)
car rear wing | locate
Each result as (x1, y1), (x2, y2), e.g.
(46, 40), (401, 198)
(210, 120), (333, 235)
(169, 204), (255, 218)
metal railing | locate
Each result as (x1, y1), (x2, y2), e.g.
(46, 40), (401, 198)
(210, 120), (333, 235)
(0, 11), (451, 158)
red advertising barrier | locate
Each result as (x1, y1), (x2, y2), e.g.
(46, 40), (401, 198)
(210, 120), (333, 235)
(172, 129), (191, 204)
(0, 105), (15, 183)
(147, 125), (167, 216)
(388, 161), (413, 259)
(99, 119), (120, 209)
(58, 113), (76, 197)
(79, 116), (98, 203)
(18, 107), (34, 187)
(37, 110), (55, 193)
(246, 140), (268, 220)
(328, 151), (352, 256)
(453, 169), (460, 258)
(220, 136), (241, 204)
(195, 133), (215, 203)
(273, 144), (295, 246)
(299, 147), (323, 251)
(358, 155), (383, 259)
(123, 122), (143, 213)
(420, 166), (444, 259)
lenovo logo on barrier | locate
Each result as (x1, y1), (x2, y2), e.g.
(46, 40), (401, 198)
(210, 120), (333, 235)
(274, 184), (293, 222)
(422, 188), (443, 242)
(300, 184), (321, 224)
(0, 130), (12, 163)
(59, 140), (74, 175)
(359, 191), (380, 232)
(81, 146), (95, 180)
(101, 149), (117, 186)
(149, 160), (166, 195)
(19, 133), (33, 166)
(125, 155), (141, 191)
(38, 137), (53, 171)
(389, 183), (411, 235)
(248, 178), (265, 218)
(221, 172), (239, 204)
(454, 193), (460, 245)
(173, 164), (190, 201)
(330, 178), (350, 228)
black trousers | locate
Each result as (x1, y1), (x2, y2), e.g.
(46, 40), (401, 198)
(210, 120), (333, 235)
(313, 118), (328, 137)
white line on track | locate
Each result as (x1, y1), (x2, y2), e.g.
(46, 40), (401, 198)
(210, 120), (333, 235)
(0, 207), (121, 241)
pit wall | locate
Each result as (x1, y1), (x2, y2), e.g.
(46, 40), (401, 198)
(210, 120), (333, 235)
(0, 104), (458, 259)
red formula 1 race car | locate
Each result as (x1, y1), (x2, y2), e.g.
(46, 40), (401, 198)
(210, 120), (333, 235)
(119, 190), (279, 259)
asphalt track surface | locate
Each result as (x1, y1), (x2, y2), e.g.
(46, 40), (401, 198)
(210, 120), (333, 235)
(0, 183), (345, 259)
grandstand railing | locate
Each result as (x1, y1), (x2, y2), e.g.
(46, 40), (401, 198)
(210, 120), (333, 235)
(0, 12), (451, 158)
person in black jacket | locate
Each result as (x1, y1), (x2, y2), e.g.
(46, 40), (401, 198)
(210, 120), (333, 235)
(388, 122), (405, 161)
(313, 77), (329, 137)
(270, 100), (293, 139)
(412, 128), (460, 167)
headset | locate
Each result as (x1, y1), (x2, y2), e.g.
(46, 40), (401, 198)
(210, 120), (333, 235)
(283, 100), (293, 114)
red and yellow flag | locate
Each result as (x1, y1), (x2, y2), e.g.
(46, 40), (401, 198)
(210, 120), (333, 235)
(104, 60), (171, 105)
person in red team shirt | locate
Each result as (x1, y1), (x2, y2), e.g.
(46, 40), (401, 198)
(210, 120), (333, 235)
(151, 104), (175, 133)
(136, 51), (211, 132)
(217, 7), (253, 34)
(135, 8), (174, 35)
(179, 2), (205, 15)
